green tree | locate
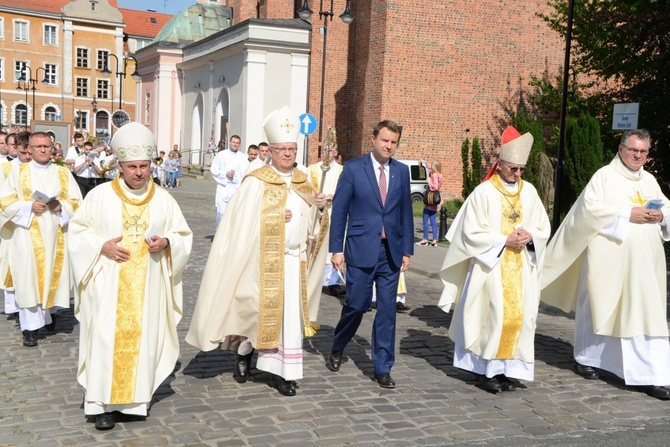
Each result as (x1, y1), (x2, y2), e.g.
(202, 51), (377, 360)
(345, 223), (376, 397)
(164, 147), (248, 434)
(541, 0), (670, 178)
(461, 137), (472, 198)
(470, 137), (482, 189)
(564, 112), (604, 204)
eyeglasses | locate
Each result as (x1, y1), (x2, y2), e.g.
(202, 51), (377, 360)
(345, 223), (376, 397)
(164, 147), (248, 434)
(621, 144), (649, 156)
(271, 147), (298, 154)
(507, 165), (526, 173)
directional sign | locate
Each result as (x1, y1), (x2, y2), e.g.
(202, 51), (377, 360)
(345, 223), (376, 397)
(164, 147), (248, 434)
(612, 103), (639, 130)
(299, 113), (317, 136)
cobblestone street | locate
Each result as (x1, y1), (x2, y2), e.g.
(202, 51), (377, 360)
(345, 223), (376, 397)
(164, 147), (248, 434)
(1, 177), (669, 446)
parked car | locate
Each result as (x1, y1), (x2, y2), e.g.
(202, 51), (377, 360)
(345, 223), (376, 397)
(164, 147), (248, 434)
(398, 160), (429, 203)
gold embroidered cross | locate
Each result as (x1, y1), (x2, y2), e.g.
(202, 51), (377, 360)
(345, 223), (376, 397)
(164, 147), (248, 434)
(629, 190), (647, 206)
(280, 119), (294, 134)
(124, 214), (149, 243)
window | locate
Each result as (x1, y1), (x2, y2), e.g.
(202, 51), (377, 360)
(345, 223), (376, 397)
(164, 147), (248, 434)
(75, 110), (88, 130)
(45, 106), (57, 121)
(44, 24), (57, 46)
(0, 17), (5, 40)
(97, 79), (109, 99)
(14, 20), (28, 42)
(91, 1), (98, 12)
(44, 63), (57, 85)
(15, 104), (28, 125)
(76, 78), (89, 97)
(0, 58), (4, 81)
(97, 50), (109, 71)
(76, 48), (89, 68)
(14, 61), (27, 81)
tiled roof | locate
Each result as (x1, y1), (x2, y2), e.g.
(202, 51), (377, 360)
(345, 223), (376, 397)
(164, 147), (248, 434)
(0, 0), (119, 14)
(121, 8), (172, 38)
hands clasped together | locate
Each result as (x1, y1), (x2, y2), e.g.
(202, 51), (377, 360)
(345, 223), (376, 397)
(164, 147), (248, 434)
(505, 227), (533, 251)
(630, 207), (663, 224)
(101, 235), (170, 263)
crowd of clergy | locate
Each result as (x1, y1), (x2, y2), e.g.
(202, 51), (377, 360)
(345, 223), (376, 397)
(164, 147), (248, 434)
(1, 108), (669, 432)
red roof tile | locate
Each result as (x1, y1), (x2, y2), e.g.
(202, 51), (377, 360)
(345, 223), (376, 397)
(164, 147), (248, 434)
(121, 8), (172, 38)
(0, 0), (119, 15)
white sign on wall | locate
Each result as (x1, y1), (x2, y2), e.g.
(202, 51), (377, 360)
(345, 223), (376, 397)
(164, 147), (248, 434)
(612, 103), (639, 130)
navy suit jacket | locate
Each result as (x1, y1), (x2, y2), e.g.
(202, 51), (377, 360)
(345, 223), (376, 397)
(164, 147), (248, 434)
(329, 153), (414, 269)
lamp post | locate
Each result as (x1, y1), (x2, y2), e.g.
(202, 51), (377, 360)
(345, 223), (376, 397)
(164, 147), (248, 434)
(297, 0), (353, 160)
(101, 54), (141, 110)
(17, 66), (49, 122)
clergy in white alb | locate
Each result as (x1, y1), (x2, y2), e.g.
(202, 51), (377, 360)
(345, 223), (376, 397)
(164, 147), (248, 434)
(439, 126), (550, 392)
(0, 132), (82, 347)
(541, 129), (670, 400)
(210, 135), (245, 227)
(69, 122), (192, 430)
(186, 106), (327, 397)
(0, 131), (16, 319)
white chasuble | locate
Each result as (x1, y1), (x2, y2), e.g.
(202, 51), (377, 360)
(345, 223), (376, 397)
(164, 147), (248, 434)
(70, 177), (192, 414)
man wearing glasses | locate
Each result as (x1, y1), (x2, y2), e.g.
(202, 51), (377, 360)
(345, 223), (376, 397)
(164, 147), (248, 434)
(439, 126), (550, 393)
(543, 129), (670, 400)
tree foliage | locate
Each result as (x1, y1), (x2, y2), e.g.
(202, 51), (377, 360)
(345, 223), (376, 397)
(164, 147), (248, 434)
(565, 112), (604, 203)
(541, 0), (670, 178)
(460, 137), (483, 198)
(511, 109), (545, 188)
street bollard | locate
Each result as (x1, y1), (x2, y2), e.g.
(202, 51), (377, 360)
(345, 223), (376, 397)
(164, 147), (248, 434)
(438, 205), (448, 241)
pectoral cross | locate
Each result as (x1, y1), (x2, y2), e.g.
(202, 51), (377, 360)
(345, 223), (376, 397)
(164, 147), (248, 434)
(508, 210), (519, 223)
(124, 214), (149, 243)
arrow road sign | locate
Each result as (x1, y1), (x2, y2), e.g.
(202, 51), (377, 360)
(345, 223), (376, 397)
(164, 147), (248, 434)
(299, 113), (318, 136)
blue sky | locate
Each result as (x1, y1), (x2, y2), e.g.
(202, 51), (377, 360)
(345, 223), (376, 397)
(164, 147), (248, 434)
(116, 0), (196, 15)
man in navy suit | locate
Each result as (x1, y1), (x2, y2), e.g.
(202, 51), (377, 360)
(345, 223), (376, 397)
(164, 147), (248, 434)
(327, 120), (414, 388)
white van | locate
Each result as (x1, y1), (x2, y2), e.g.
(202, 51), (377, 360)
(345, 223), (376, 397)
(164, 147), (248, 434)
(398, 160), (429, 203)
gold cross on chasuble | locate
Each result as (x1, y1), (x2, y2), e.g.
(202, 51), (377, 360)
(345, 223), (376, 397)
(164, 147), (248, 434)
(629, 190), (648, 206)
(123, 213), (149, 243)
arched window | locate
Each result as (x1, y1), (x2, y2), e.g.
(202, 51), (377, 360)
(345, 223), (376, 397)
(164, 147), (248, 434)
(45, 106), (57, 121)
(15, 104), (27, 125)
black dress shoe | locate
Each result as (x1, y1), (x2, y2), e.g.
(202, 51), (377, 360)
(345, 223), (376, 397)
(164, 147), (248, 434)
(22, 330), (38, 347)
(327, 350), (343, 372)
(495, 374), (517, 391)
(573, 361), (600, 380)
(327, 285), (347, 296)
(373, 373), (396, 389)
(273, 375), (296, 396)
(95, 413), (116, 430)
(6, 313), (17, 321)
(396, 302), (411, 313)
(641, 385), (670, 400)
(370, 301), (377, 310)
(478, 375), (502, 392)
(45, 314), (56, 332)
(234, 351), (254, 383)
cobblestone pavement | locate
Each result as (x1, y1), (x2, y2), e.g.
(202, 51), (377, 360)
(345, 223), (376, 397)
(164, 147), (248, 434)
(1, 177), (670, 446)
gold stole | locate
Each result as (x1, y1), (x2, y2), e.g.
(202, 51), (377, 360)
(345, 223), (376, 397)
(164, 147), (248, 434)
(248, 166), (327, 349)
(489, 175), (524, 359)
(7, 164), (72, 306)
(109, 177), (155, 404)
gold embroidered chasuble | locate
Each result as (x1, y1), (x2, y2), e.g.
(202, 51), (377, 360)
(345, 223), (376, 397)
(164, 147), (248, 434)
(489, 174), (524, 359)
(247, 166), (328, 349)
(108, 177), (154, 404)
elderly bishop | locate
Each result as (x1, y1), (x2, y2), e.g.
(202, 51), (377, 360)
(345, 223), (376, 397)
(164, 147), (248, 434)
(68, 123), (193, 430)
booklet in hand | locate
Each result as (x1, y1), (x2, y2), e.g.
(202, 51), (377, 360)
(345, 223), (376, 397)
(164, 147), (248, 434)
(644, 199), (663, 210)
(31, 191), (58, 204)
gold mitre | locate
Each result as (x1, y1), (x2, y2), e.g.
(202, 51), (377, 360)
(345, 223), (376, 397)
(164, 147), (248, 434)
(500, 126), (533, 165)
(263, 106), (300, 144)
(111, 122), (155, 162)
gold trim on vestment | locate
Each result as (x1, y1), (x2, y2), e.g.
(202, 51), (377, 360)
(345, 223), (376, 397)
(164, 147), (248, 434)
(0, 193), (19, 211)
(2, 162), (12, 178)
(248, 166), (317, 348)
(490, 174), (524, 359)
(109, 177), (153, 404)
(19, 164), (70, 308)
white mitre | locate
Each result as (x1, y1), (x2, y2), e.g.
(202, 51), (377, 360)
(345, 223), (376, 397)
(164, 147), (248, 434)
(263, 106), (300, 144)
(111, 122), (155, 162)
(500, 126), (533, 165)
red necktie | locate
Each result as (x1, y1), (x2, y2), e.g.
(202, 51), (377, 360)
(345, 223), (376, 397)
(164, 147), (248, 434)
(379, 166), (387, 237)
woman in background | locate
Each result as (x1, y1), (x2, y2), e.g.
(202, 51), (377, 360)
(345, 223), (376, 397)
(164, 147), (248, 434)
(417, 160), (443, 246)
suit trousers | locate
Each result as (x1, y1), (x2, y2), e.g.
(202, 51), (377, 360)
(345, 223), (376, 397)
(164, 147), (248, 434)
(332, 239), (400, 375)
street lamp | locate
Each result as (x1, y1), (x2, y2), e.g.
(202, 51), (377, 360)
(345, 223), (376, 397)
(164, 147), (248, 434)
(297, 0), (353, 160)
(101, 54), (141, 110)
(17, 66), (49, 122)
(91, 97), (98, 114)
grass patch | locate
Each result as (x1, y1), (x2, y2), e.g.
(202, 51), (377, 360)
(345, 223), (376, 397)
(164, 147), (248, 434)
(413, 199), (464, 218)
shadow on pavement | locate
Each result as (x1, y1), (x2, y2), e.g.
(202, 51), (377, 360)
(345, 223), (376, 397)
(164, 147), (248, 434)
(182, 349), (232, 379)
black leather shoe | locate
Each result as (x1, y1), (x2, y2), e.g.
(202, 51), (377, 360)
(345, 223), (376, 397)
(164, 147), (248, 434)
(234, 351), (254, 383)
(95, 413), (116, 430)
(641, 385), (670, 400)
(396, 302), (411, 313)
(373, 373), (396, 389)
(495, 374), (517, 391)
(22, 330), (38, 347)
(573, 361), (600, 380)
(45, 314), (56, 332)
(327, 285), (347, 296)
(6, 313), (16, 321)
(478, 375), (502, 392)
(370, 301), (377, 310)
(273, 375), (296, 396)
(327, 350), (343, 372)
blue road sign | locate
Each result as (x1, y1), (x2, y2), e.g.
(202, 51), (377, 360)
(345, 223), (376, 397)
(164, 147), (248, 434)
(299, 113), (318, 135)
